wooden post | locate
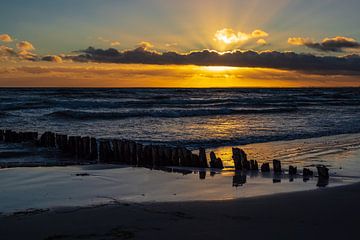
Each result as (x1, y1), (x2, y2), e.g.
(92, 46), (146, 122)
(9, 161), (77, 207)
(192, 154), (200, 167)
(99, 140), (112, 163)
(232, 148), (249, 170)
(250, 160), (259, 171)
(68, 136), (76, 155)
(151, 145), (160, 167)
(289, 165), (297, 175)
(261, 163), (270, 172)
(112, 140), (120, 162)
(129, 141), (137, 165)
(209, 151), (217, 168)
(90, 137), (98, 161)
(317, 165), (329, 179)
(82, 137), (90, 160)
(0, 129), (3, 141)
(273, 160), (282, 173)
(199, 147), (208, 168)
(136, 143), (144, 166)
(171, 148), (179, 166)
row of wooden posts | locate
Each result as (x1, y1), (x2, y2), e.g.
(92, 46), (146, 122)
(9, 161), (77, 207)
(0, 129), (329, 179)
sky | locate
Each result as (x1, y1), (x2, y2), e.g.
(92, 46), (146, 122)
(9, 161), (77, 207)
(1, 0), (360, 87)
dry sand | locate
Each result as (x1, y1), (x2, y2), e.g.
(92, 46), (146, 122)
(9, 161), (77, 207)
(1, 182), (359, 240)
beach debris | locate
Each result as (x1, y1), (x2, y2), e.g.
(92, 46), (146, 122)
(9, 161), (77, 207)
(273, 159), (282, 173)
(289, 165), (297, 175)
(303, 168), (314, 177)
(261, 163), (271, 172)
(232, 148), (249, 170)
(317, 165), (329, 179)
(199, 147), (209, 168)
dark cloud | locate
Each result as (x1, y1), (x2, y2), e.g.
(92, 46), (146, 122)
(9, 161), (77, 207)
(289, 36), (360, 52)
(67, 46), (360, 75)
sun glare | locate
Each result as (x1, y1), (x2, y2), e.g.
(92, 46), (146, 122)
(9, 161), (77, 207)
(202, 66), (238, 72)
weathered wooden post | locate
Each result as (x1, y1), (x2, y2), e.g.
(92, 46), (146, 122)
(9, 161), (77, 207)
(136, 143), (144, 166)
(209, 151), (217, 168)
(112, 140), (120, 162)
(165, 147), (173, 166)
(143, 145), (152, 166)
(171, 148), (179, 166)
(250, 160), (259, 171)
(192, 154), (200, 167)
(82, 137), (90, 160)
(99, 140), (112, 163)
(151, 145), (160, 167)
(232, 148), (249, 170)
(289, 165), (297, 175)
(317, 165), (329, 179)
(67, 136), (76, 155)
(129, 141), (137, 165)
(0, 130), (4, 141)
(90, 137), (98, 161)
(273, 159), (282, 173)
(303, 168), (314, 177)
(261, 163), (270, 172)
(199, 147), (208, 168)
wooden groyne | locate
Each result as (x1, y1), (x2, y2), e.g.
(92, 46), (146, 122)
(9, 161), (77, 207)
(0, 129), (330, 180)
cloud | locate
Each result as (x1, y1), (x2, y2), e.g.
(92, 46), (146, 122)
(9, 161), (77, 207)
(252, 30), (269, 38)
(165, 42), (178, 48)
(68, 46), (360, 75)
(288, 36), (360, 52)
(17, 41), (35, 51)
(42, 55), (63, 63)
(256, 39), (267, 46)
(138, 41), (154, 50)
(0, 34), (13, 43)
(214, 28), (250, 45)
(110, 41), (121, 46)
(214, 28), (269, 46)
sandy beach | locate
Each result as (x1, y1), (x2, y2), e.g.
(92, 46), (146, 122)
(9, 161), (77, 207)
(1, 182), (359, 240)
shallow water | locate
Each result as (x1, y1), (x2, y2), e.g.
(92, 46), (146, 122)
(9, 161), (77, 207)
(1, 134), (359, 214)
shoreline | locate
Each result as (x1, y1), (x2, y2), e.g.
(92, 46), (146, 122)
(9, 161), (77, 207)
(1, 182), (360, 239)
(1, 132), (360, 214)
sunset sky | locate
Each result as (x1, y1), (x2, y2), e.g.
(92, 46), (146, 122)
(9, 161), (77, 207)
(1, 0), (360, 87)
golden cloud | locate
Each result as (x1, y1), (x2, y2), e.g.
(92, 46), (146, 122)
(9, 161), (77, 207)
(252, 30), (269, 38)
(0, 34), (13, 43)
(256, 39), (267, 46)
(214, 28), (269, 47)
(16, 41), (35, 51)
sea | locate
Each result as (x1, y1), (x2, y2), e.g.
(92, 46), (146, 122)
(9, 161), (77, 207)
(1, 88), (360, 149)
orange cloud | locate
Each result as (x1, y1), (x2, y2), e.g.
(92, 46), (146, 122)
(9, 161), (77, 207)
(252, 30), (269, 38)
(138, 41), (154, 50)
(256, 39), (267, 45)
(17, 41), (35, 51)
(0, 34), (12, 43)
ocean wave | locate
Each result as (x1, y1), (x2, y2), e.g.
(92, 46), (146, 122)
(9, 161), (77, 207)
(46, 107), (298, 120)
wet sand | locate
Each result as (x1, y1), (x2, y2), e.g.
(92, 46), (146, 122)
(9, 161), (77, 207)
(1, 182), (359, 240)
